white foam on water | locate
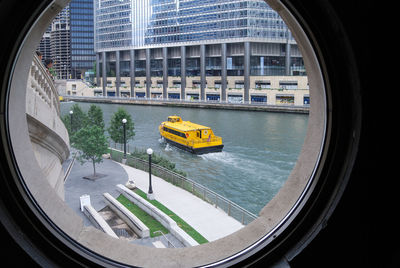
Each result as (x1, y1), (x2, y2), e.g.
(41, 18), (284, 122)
(164, 143), (173, 152)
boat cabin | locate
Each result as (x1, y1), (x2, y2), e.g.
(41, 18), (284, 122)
(167, 116), (182, 123)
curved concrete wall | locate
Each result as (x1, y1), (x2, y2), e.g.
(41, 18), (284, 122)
(25, 54), (70, 199)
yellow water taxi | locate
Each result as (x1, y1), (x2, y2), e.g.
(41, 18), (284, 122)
(159, 116), (223, 154)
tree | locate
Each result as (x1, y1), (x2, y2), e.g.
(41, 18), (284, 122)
(108, 107), (135, 144)
(87, 104), (104, 131)
(74, 125), (108, 178)
(70, 104), (87, 132)
(61, 104), (87, 145)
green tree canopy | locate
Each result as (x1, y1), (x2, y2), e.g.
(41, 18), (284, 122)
(74, 125), (108, 177)
(70, 104), (87, 133)
(87, 104), (105, 131)
(107, 107), (135, 144)
(61, 104), (88, 145)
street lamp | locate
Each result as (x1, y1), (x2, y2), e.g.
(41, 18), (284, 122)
(69, 110), (73, 132)
(146, 148), (154, 200)
(122, 118), (127, 163)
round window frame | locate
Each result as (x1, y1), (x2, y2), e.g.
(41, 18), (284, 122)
(0, 0), (362, 266)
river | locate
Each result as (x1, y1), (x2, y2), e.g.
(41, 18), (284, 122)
(61, 102), (308, 215)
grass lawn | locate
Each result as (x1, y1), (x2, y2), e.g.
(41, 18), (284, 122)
(117, 194), (169, 238)
(133, 188), (209, 244)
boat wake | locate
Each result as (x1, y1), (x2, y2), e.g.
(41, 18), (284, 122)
(199, 151), (246, 168)
(199, 150), (287, 178)
(164, 143), (173, 152)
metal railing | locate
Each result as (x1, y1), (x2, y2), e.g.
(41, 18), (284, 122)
(63, 151), (77, 182)
(153, 231), (177, 248)
(109, 146), (257, 225)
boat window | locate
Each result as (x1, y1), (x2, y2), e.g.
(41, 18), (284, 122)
(164, 127), (186, 139)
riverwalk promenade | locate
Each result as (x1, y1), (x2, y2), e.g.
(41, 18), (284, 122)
(64, 157), (244, 243)
(62, 95), (309, 114)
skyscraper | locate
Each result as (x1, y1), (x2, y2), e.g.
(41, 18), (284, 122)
(38, 26), (52, 63)
(38, 0), (95, 80)
(70, 0), (96, 79)
(94, 0), (305, 101)
(50, 5), (71, 80)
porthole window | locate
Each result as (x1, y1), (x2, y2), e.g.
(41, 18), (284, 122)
(0, 0), (364, 267)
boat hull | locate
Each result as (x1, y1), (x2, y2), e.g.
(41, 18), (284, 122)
(163, 137), (223, 155)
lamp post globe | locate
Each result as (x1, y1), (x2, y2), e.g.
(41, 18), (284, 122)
(147, 147), (154, 199)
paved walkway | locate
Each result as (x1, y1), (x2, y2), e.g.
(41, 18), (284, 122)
(64, 157), (130, 226)
(116, 162), (244, 242)
(64, 157), (244, 242)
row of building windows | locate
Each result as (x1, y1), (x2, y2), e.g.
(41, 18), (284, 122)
(152, 3), (176, 13)
(71, 14), (94, 20)
(71, 32), (94, 38)
(145, 29), (249, 44)
(71, 37), (95, 44)
(97, 4), (131, 15)
(97, 11), (131, 22)
(97, 24), (132, 34)
(71, 43), (94, 49)
(97, 32), (131, 41)
(178, 0), (244, 10)
(177, 2), (249, 17)
(98, 0), (130, 9)
(97, 39), (132, 49)
(71, 55), (96, 61)
(71, 21), (94, 27)
(70, 1), (93, 9)
(69, 8), (92, 14)
(97, 18), (131, 28)
(147, 19), (248, 36)
(151, 0), (174, 4)
(151, 10), (247, 27)
(71, 48), (95, 55)
(99, 54), (303, 77)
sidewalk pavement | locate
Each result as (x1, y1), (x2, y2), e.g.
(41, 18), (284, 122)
(64, 157), (244, 242)
(64, 158), (130, 226)
(116, 162), (244, 242)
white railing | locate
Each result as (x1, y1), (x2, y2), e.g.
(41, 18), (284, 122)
(28, 54), (60, 116)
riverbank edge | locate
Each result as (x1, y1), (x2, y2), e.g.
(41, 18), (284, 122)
(62, 97), (309, 114)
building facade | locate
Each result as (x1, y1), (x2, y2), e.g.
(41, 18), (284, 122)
(38, 26), (52, 62)
(70, 0), (96, 79)
(94, 0), (306, 102)
(50, 6), (71, 79)
(38, 0), (96, 80)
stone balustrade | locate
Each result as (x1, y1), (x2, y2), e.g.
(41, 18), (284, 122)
(25, 54), (70, 199)
(28, 54), (60, 116)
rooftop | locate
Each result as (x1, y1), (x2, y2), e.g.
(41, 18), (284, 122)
(164, 116), (210, 132)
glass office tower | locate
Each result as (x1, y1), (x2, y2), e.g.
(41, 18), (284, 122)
(94, 0), (305, 101)
(70, 0), (96, 79)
